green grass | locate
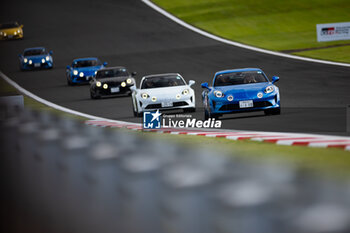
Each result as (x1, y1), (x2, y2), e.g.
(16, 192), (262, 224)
(294, 45), (350, 63)
(152, 0), (350, 63)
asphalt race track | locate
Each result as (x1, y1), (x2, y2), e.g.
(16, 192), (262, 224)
(1, 0), (349, 135)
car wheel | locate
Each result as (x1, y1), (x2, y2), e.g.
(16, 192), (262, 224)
(90, 91), (100, 99)
(264, 107), (281, 115)
(184, 108), (196, 113)
(67, 77), (73, 86)
(132, 98), (142, 117)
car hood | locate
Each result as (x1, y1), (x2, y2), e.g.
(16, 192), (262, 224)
(74, 66), (103, 72)
(96, 76), (130, 83)
(214, 82), (272, 98)
(139, 86), (189, 95)
(1, 27), (20, 34)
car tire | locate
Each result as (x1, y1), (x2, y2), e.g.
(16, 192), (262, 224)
(264, 107), (281, 115)
(67, 77), (73, 86)
(132, 98), (142, 117)
(205, 109), (218, 120)
(184, 108), (196, 113)
(90, 91), (100, 99)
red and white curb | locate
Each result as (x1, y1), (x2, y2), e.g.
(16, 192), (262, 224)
(85, 120), (350, 151)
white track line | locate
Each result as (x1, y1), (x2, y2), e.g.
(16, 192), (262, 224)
(142, 0), (350, 68)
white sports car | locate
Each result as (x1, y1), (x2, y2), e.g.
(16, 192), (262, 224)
(131, 73), (196, 117)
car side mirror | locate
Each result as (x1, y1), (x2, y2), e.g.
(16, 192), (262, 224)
(66, 65), (70, 69)
(103, 62), (107, 66)
(201, 82), (209, 89)
(131, 72), (137, 77)
(272, 76), (279, 84)
(188, 80), (195, 86)
(49, 51), (53, 55)
(130, 86), (137, 92)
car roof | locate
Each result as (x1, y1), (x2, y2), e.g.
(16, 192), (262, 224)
(215, 68), (262, 76)
(24, 47), (46, 52)
(142, 73), (181, 79)
(73, 57), (99, 62)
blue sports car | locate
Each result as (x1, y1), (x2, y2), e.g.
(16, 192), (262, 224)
(201, 68), (280, 119)
(19, 47), (53, 70)
(66, 57), (107, 85)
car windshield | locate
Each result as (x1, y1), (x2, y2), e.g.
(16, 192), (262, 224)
(214, 71), (268, 86)
(141, 75), (186, 89)
(73, 60), (100, 68)
(96, 68), (129, 79)
(24, 48), (46, 56)
(0, 22), (19, 29)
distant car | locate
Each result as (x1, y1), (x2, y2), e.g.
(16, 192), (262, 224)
(0, 22), (23, 40)
(66, 57), (107, 85)
(19, 47), (53, 70)
(131, 73), (195, 117)
(90, 66), (136, 99)
(201, 68), (280, 120)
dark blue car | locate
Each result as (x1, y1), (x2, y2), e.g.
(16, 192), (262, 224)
(201, 68), (280, 120)
(19, 47), (53, 70)
(66, 57), (107, 85)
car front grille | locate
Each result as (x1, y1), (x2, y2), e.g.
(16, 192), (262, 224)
(219, 101), (272, 111)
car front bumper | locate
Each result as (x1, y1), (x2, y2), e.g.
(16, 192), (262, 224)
(139, 95), (195, 112)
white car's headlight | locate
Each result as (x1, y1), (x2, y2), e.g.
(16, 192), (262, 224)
(176, 94), (181, 99)
(96, 81), (102, 87)
(151, 96), (157, 102)
(182, 89), (189, 95)
(103, 84), (108, 89)
(45, 56), (50, 61)
(79, 72), (84, 77)
(73, 70), (78, 75)
(24, 58), (28, 63)
(41, 58), (45, 63)
(257, 92), (263, 98)
(214, 90), (223, 98)
(264, 86), (274, 94)
(121, 82), (126, 87)
(126, 78), (132, 84)
(141, 93), (149, 99)
(28, 60), (32, 65)
(227, 95), (234, 101)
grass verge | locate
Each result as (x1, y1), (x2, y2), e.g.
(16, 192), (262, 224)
(152, 0), (350, 63)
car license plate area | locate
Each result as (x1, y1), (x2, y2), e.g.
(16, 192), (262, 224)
(110, 87), (120, 93)
(239, 100), (253, 108)
(34, 63), (40, 67)
(161, 102), (173, 108)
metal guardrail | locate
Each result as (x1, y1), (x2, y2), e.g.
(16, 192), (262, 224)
(1, 103), (350, 233)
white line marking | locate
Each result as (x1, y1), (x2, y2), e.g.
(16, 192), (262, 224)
(142, 0), (350, 67)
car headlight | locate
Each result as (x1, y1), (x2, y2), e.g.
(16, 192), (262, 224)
(121, 82), (126, 87)
(96, 81), (102, 87)
(103, 84), (108, 89)
(227, 95), (234, 101)
(176, 94), (181, 99)
(214, 90), (223, 98)
(151, 96), (157, 102)
(141, 93), (149, 99)
(3, 32), (7, 36)
(126, 78), (132, 84)
(41, 58), (45, 63)
(264, 86), (274, 94)
(18, 30), (21, 33)
(257, 92), (263, 98)
(73, 70), (78, 75)
(79, 72), (84, 77)
(24, 58), (28, 63)
(182, 89), (189, 95)
(14, 31), (17, 35)
(28, 60), (32, 65)
(94, 71), (97, 75)
(0, 32), (3, 35)
(46, 56), (50, 61)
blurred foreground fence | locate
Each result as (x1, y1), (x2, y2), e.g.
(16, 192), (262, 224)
(1, 102), (350, 233)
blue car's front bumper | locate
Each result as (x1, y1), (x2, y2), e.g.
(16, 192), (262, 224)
(21, 61), (53, 70)
(210, 93), (280, 114)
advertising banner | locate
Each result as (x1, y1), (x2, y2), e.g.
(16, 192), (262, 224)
(316, 22), (350, 42)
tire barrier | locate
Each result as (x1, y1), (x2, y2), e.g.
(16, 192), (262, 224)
(1, 104), (350, 233)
